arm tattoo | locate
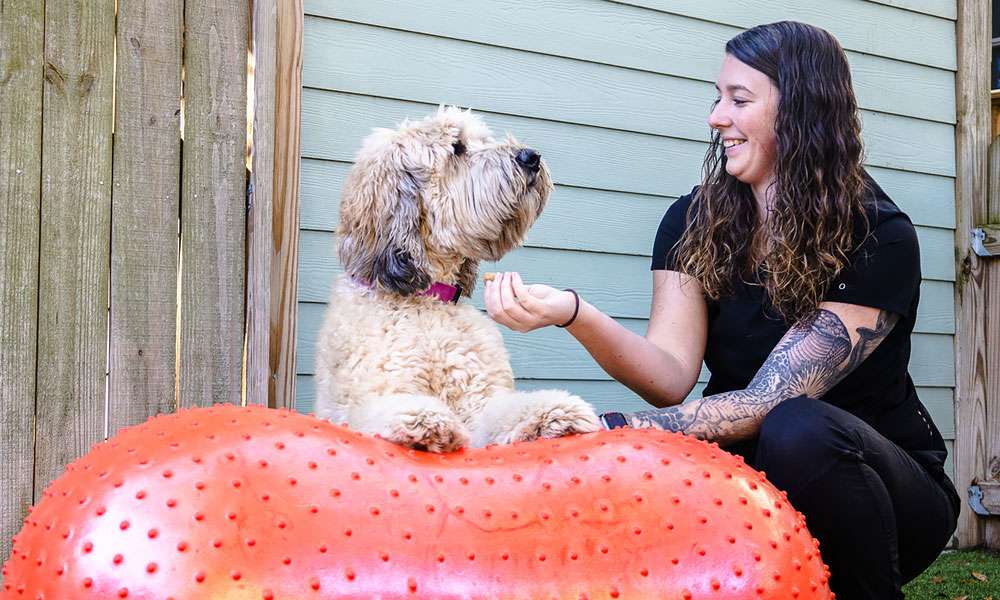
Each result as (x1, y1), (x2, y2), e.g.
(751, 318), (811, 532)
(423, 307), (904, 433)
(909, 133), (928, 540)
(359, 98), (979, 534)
(628, 308), (899, 443)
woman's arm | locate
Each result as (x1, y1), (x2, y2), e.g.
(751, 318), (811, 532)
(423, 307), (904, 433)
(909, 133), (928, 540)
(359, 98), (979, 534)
(484, 270), (707, 407)
(623, 301), (899, 445)
(565, 270), (706, 406)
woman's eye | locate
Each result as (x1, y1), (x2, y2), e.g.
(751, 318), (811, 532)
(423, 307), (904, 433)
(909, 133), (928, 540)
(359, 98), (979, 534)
(452, 141), (466, 156)
(733, 98), (748, 106)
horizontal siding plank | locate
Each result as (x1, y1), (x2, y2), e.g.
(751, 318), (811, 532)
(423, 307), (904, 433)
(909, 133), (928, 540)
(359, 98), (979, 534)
(863, 0), (956, 20)
(867, 166), (955, 230)
(914, 226), (955, 282)
(861, 111), (954, 177)
(920, 387), (955, 438)
(295, 300), (954, 387)
(305, 1), (956, 93)
(302, 92), (954, 211)
(614, 0), (956, 71)
(294, 374), (953, 440)
(303, 21), (956, 174)
(916, 280), (955, 335)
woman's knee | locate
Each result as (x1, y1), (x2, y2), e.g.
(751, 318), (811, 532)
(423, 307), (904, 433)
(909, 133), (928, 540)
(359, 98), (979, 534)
(755, 396), (860, 482)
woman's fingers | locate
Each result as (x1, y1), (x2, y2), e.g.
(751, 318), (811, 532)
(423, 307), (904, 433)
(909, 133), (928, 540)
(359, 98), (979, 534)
(484, 271), (564, 331)
(497, 272), (534, 329)
(510, 272), (544, 311)
(484, 273), (527, 331)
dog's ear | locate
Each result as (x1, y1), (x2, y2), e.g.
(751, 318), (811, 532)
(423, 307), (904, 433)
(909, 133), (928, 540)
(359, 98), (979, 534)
(454, 259), (479, 298)
(337, 137), (431, 295)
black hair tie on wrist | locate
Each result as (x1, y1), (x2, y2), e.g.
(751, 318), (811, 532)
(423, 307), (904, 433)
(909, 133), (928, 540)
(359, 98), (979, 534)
(555, 288), (580, 328)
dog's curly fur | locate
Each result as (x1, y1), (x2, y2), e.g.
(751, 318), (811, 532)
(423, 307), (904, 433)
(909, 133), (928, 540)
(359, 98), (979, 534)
(314, 107), (600, 451)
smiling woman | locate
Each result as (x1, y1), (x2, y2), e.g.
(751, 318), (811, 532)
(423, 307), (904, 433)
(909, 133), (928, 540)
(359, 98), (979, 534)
(485, 20), (959, 600)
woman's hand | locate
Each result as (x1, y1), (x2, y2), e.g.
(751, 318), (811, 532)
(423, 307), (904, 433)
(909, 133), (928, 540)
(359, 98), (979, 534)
(483, 272), (577, 333)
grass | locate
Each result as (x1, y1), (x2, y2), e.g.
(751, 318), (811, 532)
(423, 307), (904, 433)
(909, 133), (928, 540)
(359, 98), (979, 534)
(903, 549), (1000, 599)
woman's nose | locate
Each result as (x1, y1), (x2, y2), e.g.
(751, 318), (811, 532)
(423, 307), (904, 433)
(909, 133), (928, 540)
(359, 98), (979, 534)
(707, 103), (730, 129)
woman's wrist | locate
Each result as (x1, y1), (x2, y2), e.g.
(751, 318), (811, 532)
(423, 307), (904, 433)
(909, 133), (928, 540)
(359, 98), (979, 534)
(563, 296), (595, 333)
(554, 289), (580, 328)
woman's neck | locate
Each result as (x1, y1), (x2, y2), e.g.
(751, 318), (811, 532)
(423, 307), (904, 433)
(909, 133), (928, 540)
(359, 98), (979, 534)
(752, 175), (777, 224)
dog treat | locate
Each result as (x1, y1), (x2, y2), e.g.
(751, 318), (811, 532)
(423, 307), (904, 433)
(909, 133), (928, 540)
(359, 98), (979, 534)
(483, 272), (497, 282)
(2, 404), (833, 600)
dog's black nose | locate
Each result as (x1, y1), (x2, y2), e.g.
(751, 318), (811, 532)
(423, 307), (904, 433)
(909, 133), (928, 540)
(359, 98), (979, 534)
(515, 148), (541, 173)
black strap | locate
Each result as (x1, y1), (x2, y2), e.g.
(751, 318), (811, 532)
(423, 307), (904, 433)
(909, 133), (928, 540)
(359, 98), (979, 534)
(600, 412), (628, 430)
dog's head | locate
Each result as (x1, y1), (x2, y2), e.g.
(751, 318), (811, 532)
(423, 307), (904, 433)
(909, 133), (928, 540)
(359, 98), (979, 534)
(337, 107), (552, 297)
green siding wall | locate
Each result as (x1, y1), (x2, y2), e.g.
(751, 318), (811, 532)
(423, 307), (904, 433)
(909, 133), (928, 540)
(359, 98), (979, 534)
(296, 0), (957, 469)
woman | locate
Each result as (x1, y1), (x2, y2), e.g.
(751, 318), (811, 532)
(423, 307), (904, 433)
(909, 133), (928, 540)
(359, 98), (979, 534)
(484, 21), (959, 599)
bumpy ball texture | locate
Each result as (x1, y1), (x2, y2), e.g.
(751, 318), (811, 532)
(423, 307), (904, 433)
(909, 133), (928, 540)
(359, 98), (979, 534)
(2, 405), (832, 599)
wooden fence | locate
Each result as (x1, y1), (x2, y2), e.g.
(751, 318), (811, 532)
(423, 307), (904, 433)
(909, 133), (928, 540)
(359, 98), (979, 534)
(0, 0), (303, 563)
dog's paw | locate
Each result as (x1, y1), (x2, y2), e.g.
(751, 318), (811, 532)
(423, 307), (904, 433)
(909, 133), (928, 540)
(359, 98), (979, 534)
(388, 408), (470, 453)
(505, 390), (602, 443)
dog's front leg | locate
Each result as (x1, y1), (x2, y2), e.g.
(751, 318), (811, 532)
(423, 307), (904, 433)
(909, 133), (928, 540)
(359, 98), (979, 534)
(469, 389), (602, 447)
(347, 393), (470, 453)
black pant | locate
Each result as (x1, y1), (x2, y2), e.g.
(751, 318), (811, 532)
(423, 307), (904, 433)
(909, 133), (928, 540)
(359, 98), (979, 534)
(724, 396), (959, 599)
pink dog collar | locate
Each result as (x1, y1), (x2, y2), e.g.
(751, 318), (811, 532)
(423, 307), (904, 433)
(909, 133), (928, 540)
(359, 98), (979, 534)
(353, 277), (461, 304)
(418, 282), (462, 304)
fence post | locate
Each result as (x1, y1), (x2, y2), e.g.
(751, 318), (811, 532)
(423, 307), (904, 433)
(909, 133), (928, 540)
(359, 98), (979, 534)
(270, 0), (304, 410)
(954, 0), (995, 548)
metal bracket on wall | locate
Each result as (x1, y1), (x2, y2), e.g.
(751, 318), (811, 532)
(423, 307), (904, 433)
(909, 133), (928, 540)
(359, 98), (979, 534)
(972, 226), (1000, 257)
(969, 482), (1000, 516)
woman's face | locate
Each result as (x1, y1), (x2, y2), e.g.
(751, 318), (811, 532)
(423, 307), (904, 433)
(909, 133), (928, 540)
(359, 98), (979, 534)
(708, 54), (779, 195)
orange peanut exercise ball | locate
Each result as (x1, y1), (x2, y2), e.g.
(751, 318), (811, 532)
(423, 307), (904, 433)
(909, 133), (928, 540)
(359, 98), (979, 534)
(2, 404), (832, 599)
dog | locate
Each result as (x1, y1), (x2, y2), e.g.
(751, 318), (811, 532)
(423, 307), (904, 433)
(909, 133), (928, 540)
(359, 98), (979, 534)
(313, 107), (601, 452)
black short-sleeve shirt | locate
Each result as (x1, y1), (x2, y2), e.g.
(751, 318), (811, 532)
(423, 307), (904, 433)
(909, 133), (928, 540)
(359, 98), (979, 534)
(651, 173), (950, 480)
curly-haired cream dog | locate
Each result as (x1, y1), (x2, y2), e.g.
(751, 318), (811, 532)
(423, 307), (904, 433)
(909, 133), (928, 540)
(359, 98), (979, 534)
(314, 107), (601, 452)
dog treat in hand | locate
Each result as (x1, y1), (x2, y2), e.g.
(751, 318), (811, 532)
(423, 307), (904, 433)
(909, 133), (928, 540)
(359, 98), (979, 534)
(483, 272), (497, 282)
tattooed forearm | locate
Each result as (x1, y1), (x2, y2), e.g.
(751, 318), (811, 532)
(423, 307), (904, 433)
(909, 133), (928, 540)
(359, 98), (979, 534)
(627, 308), (898, 443)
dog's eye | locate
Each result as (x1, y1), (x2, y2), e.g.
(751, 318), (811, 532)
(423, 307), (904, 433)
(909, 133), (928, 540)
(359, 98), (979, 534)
(452, 141), (466, 156)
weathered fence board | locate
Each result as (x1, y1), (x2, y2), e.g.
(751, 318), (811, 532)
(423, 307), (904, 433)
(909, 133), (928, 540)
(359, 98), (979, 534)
(179, 0), (249, 407)
(247, 0), (278, 407)
(35, 0), (116, 495)
(0, 0), (45, 566)
(270, 0), (304, 410)
(110, 0), (183, 432)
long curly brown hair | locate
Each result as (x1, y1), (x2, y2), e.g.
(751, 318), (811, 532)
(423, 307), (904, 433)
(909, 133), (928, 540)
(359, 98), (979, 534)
(674, 21), (868, 322)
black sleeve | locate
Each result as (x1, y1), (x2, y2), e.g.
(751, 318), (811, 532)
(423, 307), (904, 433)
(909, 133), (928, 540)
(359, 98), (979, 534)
(651, 187), (698, 271)
(824, 213), (921, 318)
